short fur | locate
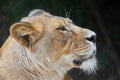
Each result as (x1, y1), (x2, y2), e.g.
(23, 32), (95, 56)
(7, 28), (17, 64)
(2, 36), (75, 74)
(0, 9), (97, 80)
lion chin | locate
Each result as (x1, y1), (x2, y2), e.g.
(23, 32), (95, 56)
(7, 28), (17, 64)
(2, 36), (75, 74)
(73, 54), (97, 74)
(0, 9), (97, 80)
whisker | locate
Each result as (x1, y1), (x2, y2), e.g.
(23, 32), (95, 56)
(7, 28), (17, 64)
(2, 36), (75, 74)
(64, 8), (68, 18)
(68, 8), (72, 18)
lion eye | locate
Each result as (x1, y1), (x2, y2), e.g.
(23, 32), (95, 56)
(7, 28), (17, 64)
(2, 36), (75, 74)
(57, 26), (67, 31)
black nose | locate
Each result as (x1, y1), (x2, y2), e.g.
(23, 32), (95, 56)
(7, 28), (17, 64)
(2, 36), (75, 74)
(86, 35), (96, 43)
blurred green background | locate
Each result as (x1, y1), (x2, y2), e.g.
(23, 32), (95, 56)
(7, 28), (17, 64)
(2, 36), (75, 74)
(0, 0), (120, 80)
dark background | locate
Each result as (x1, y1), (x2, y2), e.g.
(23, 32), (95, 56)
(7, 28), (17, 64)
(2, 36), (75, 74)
(0, 0), (120, 80)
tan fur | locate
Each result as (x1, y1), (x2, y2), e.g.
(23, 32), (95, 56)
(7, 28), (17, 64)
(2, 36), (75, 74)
(0, 9), (96, 80)
(64, 73), (72, 80)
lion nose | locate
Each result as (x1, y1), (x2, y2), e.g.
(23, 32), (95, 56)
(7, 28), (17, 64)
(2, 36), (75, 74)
(86, 35), (96, 43)
(83, 29), (96, 44)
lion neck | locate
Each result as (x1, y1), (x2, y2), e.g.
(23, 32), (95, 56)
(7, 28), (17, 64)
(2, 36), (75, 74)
(0, 36), (69, 80)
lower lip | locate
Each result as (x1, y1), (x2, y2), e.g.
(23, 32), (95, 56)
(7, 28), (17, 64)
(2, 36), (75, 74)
(73, 50), (96, 66)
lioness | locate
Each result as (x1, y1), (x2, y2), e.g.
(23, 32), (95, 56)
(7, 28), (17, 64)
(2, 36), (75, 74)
(0, 9), (97, 80)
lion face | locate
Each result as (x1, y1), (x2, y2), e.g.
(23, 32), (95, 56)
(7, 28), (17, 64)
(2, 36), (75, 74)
(10, 9), (97, 74)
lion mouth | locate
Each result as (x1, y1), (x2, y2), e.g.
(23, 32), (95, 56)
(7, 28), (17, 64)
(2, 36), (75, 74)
(73, 50), (96, 66)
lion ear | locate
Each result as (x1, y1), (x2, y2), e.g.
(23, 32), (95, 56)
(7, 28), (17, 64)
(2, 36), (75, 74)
(10, 22), (42, 47)
(28, 9), (51, 17)
(28, 9), (46, 16)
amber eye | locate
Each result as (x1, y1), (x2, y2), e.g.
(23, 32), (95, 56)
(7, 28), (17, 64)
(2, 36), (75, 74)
(57, 26), (67, 31)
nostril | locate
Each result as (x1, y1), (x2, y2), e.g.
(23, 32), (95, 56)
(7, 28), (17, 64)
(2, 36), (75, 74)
(86, 35), (96, 43)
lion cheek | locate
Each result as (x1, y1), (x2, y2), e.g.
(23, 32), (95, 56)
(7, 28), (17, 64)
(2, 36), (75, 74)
(53, 49), (71, 61)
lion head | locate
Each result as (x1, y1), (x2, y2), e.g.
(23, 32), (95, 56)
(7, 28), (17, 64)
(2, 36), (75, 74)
(0, 9), (97, 80)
